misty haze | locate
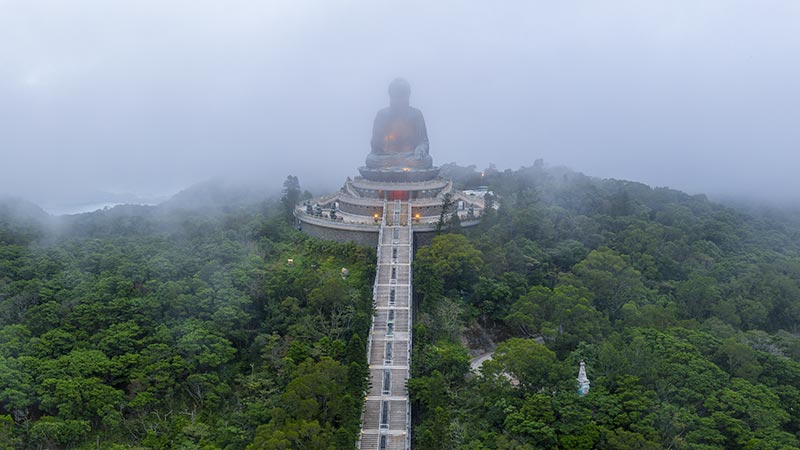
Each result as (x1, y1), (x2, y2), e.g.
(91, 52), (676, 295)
(2, 1), (800, 212)
(3, 3), (800, 450)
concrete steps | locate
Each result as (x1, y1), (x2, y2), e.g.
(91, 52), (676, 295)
(359, 201), (412, 450)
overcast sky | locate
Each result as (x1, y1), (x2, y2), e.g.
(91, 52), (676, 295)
(1, 0), (799, 207)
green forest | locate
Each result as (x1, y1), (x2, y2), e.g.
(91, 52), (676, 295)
(412, 164), (800, 449)
(0, 185), (375, 449)
(2, 165), (800, 449)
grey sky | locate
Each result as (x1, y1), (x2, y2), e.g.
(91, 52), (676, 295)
(2, 0), (799, 207)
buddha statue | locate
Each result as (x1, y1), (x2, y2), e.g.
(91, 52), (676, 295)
(365, 78), (433, 170)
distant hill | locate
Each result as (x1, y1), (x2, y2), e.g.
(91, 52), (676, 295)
(159, 178), (273, 212)
(0, 196), (51, 245)
(0, 179), (281, 239)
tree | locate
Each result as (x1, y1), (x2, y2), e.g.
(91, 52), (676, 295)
(0, 414), (21, 449)
(248, 419), (330, 450)
(506, 285), (607, 354)
(29, 417), (91, 448)
(565, 248), (648, 318)
(176, 323), (236, 371)
(503, 393), (558, 447)
(449, 211), (462, 231)
(414, 234), (483, 301)
(280, 175), (302, 221)
(436, 192), (455, 234)
(414, 341), (470, 384)
(473, 277), (515, 321)
(484, 338), (564, 393)
(713, 338), (763, 382)
(280, 357), (356, 427)
(675, 274), (722, 321)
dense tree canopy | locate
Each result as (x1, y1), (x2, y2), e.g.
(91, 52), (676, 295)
(0, 186), (374, 449)
(3, 164), (800, 449)
(411, 164), (800, 449)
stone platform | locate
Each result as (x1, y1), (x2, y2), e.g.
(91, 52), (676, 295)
(358, 166), (440, 183)
(295, 170), (484, 246)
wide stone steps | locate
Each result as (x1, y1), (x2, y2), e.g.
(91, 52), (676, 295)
(379, 253), (410, 265)
(361, 399), (382, 430)
(376, 268), (410, 285)
(373, 310), (410, 330)
(359, 433), (407, 450)
(374, 286), (410, 307)
(369, 339), (409, 366)
(367, 368), (410, 396)
(359, 201), (412, 450)
(379, 244), (410, 264)
(381, 228), (410, 245)
(360, 434), (380, 450)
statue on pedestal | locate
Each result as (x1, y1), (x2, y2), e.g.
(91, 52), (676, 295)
(577, 360), (591, 396)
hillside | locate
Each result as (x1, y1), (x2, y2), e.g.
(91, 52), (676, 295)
(1, 167), (800, 449)
(0, 189), (375, 449)
(411, 164), (800, 449)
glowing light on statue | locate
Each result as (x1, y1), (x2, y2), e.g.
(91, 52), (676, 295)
(364, 78), (432, 174)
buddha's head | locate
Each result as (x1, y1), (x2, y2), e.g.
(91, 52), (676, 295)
(388, 78), (411, 109)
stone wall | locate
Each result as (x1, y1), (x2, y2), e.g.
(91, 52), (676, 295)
(412, 204), (456, 218)
(338, 201), (383, 218)
(297, 220), (379, 247)
(412, 230), (437, 248)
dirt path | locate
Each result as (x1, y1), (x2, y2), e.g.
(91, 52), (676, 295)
(470, 351), (494, 373)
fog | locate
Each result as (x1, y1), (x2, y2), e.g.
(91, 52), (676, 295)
(2, 0), (799, 211)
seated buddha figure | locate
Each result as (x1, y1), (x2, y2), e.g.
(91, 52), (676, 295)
(366, 78), (433, 170)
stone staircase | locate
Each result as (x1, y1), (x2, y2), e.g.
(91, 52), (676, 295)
(359, 200), (413, 450)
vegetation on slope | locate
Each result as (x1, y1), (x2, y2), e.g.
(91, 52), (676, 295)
(412, 164), (800, 449)
(0, 183), (374, 449)
(3, 165), (800, 450)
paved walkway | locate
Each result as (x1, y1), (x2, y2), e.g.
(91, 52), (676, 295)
(470, 351), (494, 373)
(359, 200), (413, 450)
